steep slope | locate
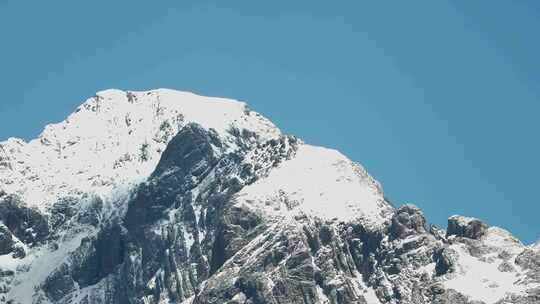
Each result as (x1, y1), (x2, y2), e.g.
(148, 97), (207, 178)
(0, 89), (538, 304)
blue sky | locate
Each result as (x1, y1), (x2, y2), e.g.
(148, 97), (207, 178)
(1, 1), (538, 243)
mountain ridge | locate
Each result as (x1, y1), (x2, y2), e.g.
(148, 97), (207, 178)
(0, 89), (538, 304)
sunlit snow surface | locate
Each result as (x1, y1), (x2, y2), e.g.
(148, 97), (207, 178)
(443, 227), (539, 303)
(236, 144), (392, 227)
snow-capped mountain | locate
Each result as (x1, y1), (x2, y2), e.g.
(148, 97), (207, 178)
(0, 89), (538, 304)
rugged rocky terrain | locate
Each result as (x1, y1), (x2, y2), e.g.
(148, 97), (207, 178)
(0, 89), (538, 304)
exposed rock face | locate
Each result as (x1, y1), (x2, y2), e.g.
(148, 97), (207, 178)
(390, 204), (427, 239)
(434, 247), (457, 276)
(447, 216), (488, 240)
(0, 225), (14, 255)
(0, 195), (49, 246)
(0, 89), (538, 304)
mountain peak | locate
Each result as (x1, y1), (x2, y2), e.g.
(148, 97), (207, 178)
(0, 89), (280, 210)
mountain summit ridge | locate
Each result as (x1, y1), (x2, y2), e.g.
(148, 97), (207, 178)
(0, 89), (538, 304)
(0, 89), (280, 211)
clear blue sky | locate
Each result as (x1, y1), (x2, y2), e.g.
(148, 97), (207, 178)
(1, 1), (538, 243)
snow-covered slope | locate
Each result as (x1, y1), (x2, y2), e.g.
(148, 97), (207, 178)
(0, 89), (279, 211)
(236, 144), (392, 227)
(0, 89), (538, 304)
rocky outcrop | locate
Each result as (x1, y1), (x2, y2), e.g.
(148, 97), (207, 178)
(447, 216), (488, 240)
(0, 195), (49, 246)
(390, 204), (427, 239)
(434, 247), (457, 276)
(515, 248), (540, 284)
(0, 224), (14, 256)
(193, 219), (381, 304)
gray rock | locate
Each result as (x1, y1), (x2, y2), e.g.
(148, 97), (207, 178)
(447, 215), (488, 240)
(0, 194), (49, 245)
(390, 204), (427, 239)
(0, 224), (14, 255)
(498, 261), (516, 272)
(515, 249), (540, 271)
(11, 244), (25, 259)
(435, 247), (457, 276)
(42, 264), (76, 302)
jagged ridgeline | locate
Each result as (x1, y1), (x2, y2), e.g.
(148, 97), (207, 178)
(0, 89), (538, 304)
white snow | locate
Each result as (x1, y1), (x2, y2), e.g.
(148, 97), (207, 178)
(443, 242), (529, 304)
(483, 227), (524, 255)
(315, 285), (330, 303)
(531, 240), (540, 252)
(362, 287), (382, 304)
(235, 144), (392, 226)
(180, 296), (195, 304)
(441, 225), (536, 303)
(0, 89), (280, 211)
